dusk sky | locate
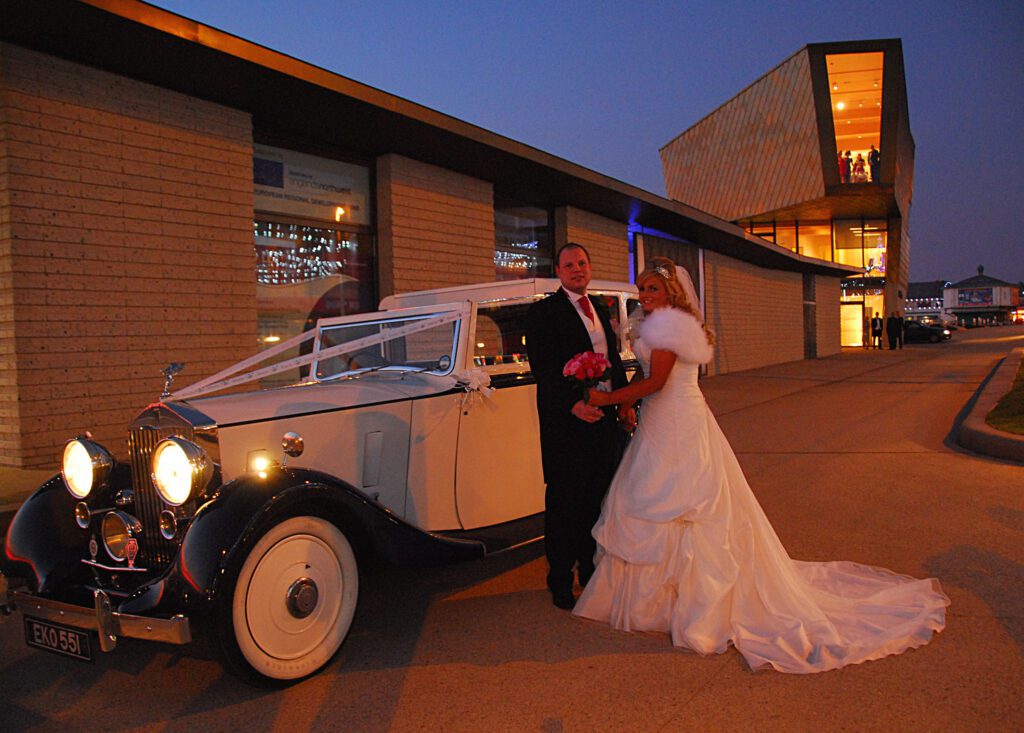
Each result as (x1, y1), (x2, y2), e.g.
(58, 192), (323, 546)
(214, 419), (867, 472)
(152, 0), (1022, 284)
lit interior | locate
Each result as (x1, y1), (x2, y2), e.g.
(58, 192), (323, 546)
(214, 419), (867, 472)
(827, 52), (883, 179)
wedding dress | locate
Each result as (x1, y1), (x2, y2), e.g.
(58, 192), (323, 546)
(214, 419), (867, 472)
(573, 307), (949, 673)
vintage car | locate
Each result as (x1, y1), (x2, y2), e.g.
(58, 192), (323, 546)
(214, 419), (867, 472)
(0, 278), (638, 684)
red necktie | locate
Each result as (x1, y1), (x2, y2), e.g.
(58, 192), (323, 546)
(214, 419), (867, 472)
(579, 296), (595, 324)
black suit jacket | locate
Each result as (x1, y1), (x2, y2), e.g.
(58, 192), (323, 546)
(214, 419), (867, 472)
(525, 289), (628, 486)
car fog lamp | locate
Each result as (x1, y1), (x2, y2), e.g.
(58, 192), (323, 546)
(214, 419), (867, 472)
(74, 502), (91, 529)
(152, 437), (211, 506)
(62, 438), (113, 500)
(101, 510), (142, 561)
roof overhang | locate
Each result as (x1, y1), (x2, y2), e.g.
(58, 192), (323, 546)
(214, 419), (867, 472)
(1, 0), (855, 278)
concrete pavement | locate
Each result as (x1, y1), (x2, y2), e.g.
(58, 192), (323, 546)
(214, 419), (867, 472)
(1, 325), (1022, 732)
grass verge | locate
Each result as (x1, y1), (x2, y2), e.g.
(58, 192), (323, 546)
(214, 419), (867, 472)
(987, 357), (1024, 435)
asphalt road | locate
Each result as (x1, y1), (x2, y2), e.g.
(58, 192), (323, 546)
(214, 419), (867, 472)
(2, 327), (1023, 732)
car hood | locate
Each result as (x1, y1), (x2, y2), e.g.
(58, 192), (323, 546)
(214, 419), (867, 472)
(178, 372), (461, 427)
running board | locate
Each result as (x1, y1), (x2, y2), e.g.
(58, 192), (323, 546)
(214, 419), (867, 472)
(435, 512), (544, 556)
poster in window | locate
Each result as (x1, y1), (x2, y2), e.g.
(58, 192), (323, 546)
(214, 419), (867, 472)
(253, 144), (369, 225)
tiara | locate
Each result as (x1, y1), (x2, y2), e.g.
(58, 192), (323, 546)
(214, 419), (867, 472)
(652, 264), (674, 280)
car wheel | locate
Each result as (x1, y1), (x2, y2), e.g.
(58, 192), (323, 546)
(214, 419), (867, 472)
(217, 515), (358, 684)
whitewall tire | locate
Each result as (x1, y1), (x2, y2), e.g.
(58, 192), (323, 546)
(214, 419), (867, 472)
(228, 516), (358, 682)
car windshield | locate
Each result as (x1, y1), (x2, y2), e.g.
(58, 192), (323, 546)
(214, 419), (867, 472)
(313, 310), (461, 381)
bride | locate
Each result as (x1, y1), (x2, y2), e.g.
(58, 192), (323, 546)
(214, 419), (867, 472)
(574, 256), (949, 673)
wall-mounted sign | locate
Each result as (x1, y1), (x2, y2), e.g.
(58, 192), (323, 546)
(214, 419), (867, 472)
(254, 145), (369, 225)
(957, 288), (993, 307)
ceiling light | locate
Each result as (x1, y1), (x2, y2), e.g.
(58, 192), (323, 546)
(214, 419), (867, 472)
(836, 101), (846, 110)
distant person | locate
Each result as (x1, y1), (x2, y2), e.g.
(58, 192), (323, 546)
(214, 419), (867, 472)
(852, 154), (868, 183)
(868, 145), (880, 182)
(886, 312), (900, 349)
(842, 151), (853, 183)
(838, 150), (850, 183)
(871, 312), (884, 349)
(895, 312), (904, 349)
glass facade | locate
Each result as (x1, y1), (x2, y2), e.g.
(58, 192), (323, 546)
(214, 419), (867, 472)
(826, 52), (884, 184)
(253, 147), (375, 387)
(743, 215), (892, 348)
(798, 222), (832, 261)
(494, 199), (553, 280)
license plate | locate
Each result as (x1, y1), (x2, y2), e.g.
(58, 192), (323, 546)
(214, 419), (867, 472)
(24, 616), (94, 662)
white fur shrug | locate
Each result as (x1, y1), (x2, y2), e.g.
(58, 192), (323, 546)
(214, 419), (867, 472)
(636, 307), (714, 365)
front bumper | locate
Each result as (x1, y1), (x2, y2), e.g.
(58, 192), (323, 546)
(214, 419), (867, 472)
(1, 570), (191, 651)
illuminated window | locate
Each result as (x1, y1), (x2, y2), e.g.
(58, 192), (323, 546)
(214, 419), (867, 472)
(251, 147), (375, 387)
(799, 222), (832, 261)
(494, 198), (553, 280)
(827, 52), (883, 184)
(775, 224), (797, 252)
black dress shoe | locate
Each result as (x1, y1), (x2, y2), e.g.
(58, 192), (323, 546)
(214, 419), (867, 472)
(551, 590), (576, 610)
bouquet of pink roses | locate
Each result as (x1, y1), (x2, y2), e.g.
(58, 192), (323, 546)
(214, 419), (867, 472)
(562, 351), (612, 404)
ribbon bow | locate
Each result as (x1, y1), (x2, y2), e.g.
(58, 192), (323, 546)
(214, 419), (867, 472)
(453, 368), (494, 411)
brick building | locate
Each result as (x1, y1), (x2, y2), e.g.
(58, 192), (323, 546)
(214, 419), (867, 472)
(0, 0), (854, 468)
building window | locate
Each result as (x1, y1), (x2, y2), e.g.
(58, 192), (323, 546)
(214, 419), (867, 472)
(775, 223), (797, 252)
(834, 218), (887, 273)
(252, 145), (374, 386)
(827, 52), (883, 184)
(494, 198), (553, 280)
(834, 219), (864, 269)
(799, 221), (832, 261)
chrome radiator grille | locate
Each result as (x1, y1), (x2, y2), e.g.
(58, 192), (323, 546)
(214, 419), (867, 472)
(128, 424), (194, 568)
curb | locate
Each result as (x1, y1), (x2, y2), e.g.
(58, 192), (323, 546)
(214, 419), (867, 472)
(957, 347), (1024, 463)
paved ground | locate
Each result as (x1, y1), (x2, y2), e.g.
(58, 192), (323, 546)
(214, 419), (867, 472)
(1, 326), (1022, 732)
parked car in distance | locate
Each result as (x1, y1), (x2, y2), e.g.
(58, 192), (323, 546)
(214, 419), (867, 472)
(0, 278), (640, 685)
(903, 321), (952, 343)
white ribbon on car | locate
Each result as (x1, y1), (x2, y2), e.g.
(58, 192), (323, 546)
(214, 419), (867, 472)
(453, 368), (494, 412)
(171, 310), (464, 400)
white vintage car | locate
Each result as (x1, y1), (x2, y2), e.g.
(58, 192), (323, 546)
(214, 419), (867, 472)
(0, 278), (638, 684)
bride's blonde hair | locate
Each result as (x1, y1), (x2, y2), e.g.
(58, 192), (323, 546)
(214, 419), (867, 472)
(638, 256), (716, 346)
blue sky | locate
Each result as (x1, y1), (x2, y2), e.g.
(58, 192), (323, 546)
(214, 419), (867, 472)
(151, 0), (1023, 283)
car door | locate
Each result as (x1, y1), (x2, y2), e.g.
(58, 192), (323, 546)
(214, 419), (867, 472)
(454, 299), (544, 529)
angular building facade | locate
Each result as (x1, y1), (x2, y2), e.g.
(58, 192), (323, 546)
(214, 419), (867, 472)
(661, 39), (914, 347)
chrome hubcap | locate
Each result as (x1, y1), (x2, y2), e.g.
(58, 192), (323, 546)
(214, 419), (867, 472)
(285, 577), (319, 619)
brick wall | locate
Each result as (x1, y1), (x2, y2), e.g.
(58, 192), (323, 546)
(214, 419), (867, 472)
(554, 206), (629, 281)
(376, 154), (494, 296)
(814, 275), (841, 357)
(0, 44), (255, 467)
(703, 251), (803, 375)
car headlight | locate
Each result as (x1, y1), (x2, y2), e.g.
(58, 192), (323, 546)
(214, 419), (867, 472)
(62, 438), (113, 500)
(943, 329), (950, 335)
(151, 437), (211, 506)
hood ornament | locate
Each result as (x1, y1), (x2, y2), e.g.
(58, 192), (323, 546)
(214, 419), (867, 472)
(160, 363), (185, 400)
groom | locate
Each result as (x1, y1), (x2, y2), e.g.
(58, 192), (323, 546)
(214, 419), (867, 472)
(526, 242), (630, 609)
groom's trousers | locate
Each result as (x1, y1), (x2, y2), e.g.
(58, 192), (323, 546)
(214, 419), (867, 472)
(544, 419), (621, 594)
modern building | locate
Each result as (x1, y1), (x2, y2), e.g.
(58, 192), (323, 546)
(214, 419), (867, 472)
(660, 39), (914, 348)
(943, 268), (1021, 326)
(0, 0), (855, 468)
(905, 280), (950, 324)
